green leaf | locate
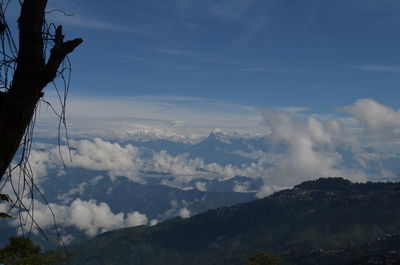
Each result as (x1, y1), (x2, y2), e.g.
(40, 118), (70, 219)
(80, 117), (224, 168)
(0, 194), (11, 202)
(0, 212), (11, 219)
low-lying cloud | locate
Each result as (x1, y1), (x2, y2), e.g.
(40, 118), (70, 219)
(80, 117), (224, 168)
(257, 110), (364, 196)
(28, 138), (269, 190)
(7, 198), (148, 238)
(254, 98), (400, 196)
(1, 98), (399, 244)
(18, 99), (400, 199)
(36, 95), (264, 140)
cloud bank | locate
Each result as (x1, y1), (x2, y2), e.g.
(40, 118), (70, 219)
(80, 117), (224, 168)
(343, 98), (400, 139)
(27, 99), (400, 198)
(7, 198), (148, 238)
(2, 98), (400, 243)
(36, 95), (264, 140)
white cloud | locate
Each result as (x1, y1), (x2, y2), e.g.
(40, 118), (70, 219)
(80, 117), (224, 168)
(2, 98), (399, 246)
(26, 138), (267, 189)
(257, 109), (373, 196)
(61, 234), (75, 245)
(150, 219), (159, 226)
(195, 181), (207, 191)
(62, 138), (144, 183)
(343, 98), (400, 139)
(89, 175), (104, 185)
(67, 199), (126, 237)
(178, 208), (191, 218)
(125, 211), (149, 227)
(353, 65), (400, 73)
(36, 95), (264, 140)
(233, 181), (250, 192)
(148, 151), (203, 176)
(0, 202), (7, 214)
(9, 198), (148, 238)
(27, 149), (56, 181)
(147, 150), (270, 188)
(57, 182), (87, 203)
(160, 200), (192, 219)
(12, 99), (400, 202)
(256, 185), (285, 198)
(24, 116), (394, 197)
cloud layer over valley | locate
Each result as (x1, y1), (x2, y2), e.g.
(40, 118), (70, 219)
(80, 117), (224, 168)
(2, 98), (400, 244)
(32, 98), (400, 192)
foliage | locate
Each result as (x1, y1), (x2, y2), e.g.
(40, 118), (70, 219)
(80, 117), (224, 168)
(0, 236), (67, 265)
(245, 250), (280, 265)
(0, 194), (11, 219)
(68, 178), (400, 265)
(290, 233), (400, 265)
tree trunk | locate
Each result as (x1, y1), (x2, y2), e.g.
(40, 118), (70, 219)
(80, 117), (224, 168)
(0, 0), (82, 180)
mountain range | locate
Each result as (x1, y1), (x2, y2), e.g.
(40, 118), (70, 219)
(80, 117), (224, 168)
(2, 131), (400, 256)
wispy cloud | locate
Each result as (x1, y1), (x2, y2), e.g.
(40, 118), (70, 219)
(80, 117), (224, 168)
(177, 0), (255, 21)
(47, 12), (136, 32)
(176, 0), (273, 45)
(45, 0), (139, 33)
(155, 48), (196, 55)
(122, 48), (250, 73)
(36, 95), (264, 139)
(239, 67), (310, 73)
(132, 46), (310, 74)
(278, 106), (312, 113)
(203, 0), (256, 20)
(352, 65), (400, 73)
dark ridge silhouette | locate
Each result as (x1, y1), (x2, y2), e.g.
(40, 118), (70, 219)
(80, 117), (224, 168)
(68, 177), (400, 265)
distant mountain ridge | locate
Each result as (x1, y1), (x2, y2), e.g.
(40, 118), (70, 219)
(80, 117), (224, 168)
(69, 177), (400, 265)
(3, 132), (269, 248)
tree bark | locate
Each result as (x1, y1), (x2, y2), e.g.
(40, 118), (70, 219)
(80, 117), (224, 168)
(0, 0), (82, 180)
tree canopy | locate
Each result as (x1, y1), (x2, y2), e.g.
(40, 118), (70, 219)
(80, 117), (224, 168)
(245, 250), (281, 265)
(0, 236), (68, 265)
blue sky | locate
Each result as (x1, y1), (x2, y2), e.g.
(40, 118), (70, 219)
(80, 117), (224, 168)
(40, 0), (400, 113)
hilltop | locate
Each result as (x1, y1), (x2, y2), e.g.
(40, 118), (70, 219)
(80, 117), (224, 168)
(68, 177), (400, 265)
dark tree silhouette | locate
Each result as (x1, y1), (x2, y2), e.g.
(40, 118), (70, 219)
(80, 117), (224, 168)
(0, 0), (82, 180)
(0, 236), (68, 265)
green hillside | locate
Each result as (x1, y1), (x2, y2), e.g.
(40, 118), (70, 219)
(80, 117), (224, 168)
(68, 178), (400, 265)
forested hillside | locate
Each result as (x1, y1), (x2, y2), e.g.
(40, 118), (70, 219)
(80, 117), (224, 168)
(69, 178), (400, 265)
